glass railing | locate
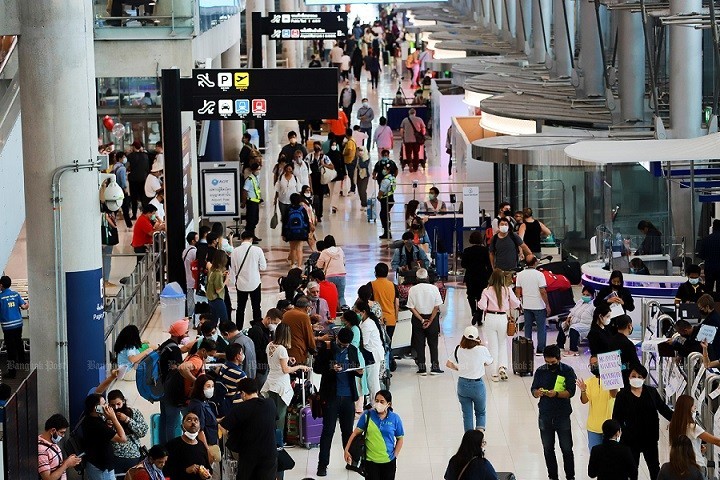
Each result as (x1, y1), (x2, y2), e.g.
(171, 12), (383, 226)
(93, 0), (195, 37)
(198, 0), (242, 34)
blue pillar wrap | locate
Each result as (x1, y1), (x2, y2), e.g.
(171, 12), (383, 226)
(205, 120), (224, 162)
(65, 268), (105, 425)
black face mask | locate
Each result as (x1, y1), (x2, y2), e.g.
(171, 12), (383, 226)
(547, 363), (559, 372)
(589, 365), (600, 377)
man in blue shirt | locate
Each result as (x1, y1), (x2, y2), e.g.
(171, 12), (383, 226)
(0, 276), (29, 379)
(530, 345), (577, 480)
(314, 328), (364, 477)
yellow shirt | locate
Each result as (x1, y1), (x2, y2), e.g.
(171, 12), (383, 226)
(585, 376), (615, 433)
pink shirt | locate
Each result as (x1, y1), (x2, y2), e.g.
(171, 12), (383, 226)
(478, 286), (520, 313)
(316, 247), (346, 277)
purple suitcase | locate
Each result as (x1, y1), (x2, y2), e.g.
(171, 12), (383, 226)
(299, 405), (323, 448)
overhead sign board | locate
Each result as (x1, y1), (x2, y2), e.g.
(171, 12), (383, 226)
(263, 12), (347, 40)
(184, 68), (339, 120)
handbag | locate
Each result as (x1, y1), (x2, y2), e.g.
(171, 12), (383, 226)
(348, 411), (369, 467)
(408, 117), (425, 145)
(506, 315), (517, 337)
(270, 203), (279, 229)
(277, 448), (295, 471)
(320, 165), (337, 185)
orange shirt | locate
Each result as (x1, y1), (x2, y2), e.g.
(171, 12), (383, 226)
(326, 111), (348, 137)
(372, 278), (399, 326)
(182, 354), (204, 397)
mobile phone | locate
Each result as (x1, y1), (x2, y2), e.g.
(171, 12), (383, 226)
(77, 452), (86, 458)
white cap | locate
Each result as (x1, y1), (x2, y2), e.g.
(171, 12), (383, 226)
(463, 326), (480, 340)
(151, 163), (163, 173)
(416, 268), (428, 280)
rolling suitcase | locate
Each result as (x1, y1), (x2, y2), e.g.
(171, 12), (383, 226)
(497, 473), (516, 480)
(366, 196), (376, 222)
(435, 252), (449, 279)
(512, 335), (534, 376)
(299, 405), (323, 448)
(150, 412), (183, 446)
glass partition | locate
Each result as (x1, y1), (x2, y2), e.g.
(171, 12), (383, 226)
(93, 0), (195, 35)
(198, 0), (242, 33)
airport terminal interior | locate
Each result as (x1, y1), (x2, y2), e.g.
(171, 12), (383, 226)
(2, 0), (720, 479)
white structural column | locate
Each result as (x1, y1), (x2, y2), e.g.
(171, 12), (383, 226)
(18, 0), (103, 425)
(578, 0), (606, 96)
(492, 0), (503, 32)
(669, 0), (702, 138)
(266, 0), (277, 68)
(222, 40), (243, 160)
(281, 0), (298, 68)
(617, 10), (645, 121)
(552, 0), (575, 77)
(503, 0), (517, 40)
(246, 0), (266, 67)
(531, 0), (552, 63)
(516, 0), (532, 53)
(481, 0), (492, 28)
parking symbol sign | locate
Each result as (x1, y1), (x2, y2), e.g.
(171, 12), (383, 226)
(217, 72), (232, 90)
(235, 99), (250, 116)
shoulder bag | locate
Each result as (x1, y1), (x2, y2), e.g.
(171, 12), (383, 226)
(505, 288), (517, 337)
(320, 165), (337, 185)
(348, 411), (370, 468)
(270, 201), (279, 229)
(408, 117), (425, 145)
(233, 245), (253, 289)
(458, 456), (479, 479)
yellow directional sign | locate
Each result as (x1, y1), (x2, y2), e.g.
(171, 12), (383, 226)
(234, 72), (249, 91)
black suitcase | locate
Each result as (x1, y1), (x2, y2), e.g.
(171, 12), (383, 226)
(497, 474), (516, 480)
(542, 260), (582, 285)
(512, 336), (534, 376)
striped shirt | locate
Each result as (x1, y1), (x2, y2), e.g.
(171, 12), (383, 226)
(38, 436), (65, 480)
(0, 288), (25, 330)
(218, 362), (246, 404)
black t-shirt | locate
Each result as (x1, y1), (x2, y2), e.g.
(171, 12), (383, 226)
(163, 436), (211, 480)
(675, 281), (709, 303)
(127, 151), (150, 182)
(82, 416), (116, 470)
(221, 397), (277, 461)
(159, 339), (182, 381)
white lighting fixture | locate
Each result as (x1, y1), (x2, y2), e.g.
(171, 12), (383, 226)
(432, 47), (467, 59)
(480, 112), (536, 135)
(463, 90), (492, 107)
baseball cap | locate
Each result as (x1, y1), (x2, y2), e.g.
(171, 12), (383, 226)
(168, 318), (189, 337)
(463, 326), (480, 340)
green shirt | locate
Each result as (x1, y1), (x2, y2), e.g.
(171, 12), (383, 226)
(206, 270), (226, 301)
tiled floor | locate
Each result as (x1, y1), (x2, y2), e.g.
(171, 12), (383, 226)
(7, 64), (670, 479)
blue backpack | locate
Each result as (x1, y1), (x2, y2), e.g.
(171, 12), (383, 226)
(136, 342), (177, 403)
(285, 206), (308, 239)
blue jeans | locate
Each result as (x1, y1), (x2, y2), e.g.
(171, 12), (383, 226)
(102, 245), (114, 282)
(539, 415), (574, 480)
(209, 297), (228, 323)
(328, 275), (346, 308)
(524, 309), (548, 353)
(457, 377), (487, 431)
(159, 396), (183, 444)
(85, 462), (115, 480)
(587, 431), (603, 451)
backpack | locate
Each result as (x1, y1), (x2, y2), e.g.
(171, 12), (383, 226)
(136, 341), (177, 403)
(285, 206), (308, 239)
(490, 232), (522, 253)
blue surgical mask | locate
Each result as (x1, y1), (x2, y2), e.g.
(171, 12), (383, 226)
(150, 214), (157, 222)
(629, 268), (637, 274)
(581, 295), (592, 303)
(689, 278), (700, 285)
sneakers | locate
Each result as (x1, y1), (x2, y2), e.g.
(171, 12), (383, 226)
(563, 350), (579, 357)
(499, 367), (508, 381)
(317, 466), (327, 477)
(430, 366), (444, 375)
(416, 365), (427, 376)
(491, 374), (500, 382)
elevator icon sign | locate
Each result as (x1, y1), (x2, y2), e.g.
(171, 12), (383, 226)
(234, 72), (249, 91)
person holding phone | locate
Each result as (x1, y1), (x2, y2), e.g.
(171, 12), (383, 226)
(38, 414), (83, 480)
(82, 394), (127, 480)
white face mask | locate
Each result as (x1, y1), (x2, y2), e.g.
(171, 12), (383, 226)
(268, 323), (278, 333)
(375, 403), (388, 413)
(499, 225), (509, 233)
(614, 435), (622, 443)
(629, 378), (644, 389)
(362, 102), (369, 107)
(209, 332), (219, 342)
(184, 431), (199, 441)
(601, 316), (611, 326)
(204, 388), (215, 399)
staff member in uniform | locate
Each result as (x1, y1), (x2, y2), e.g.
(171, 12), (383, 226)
(242, 163), (263, 243)
(0, 276), (29, 379)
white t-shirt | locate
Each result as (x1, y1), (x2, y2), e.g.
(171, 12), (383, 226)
(340, 54), (351, 71)
(407, 282), (443, 315)
(323, 39), (335, 50)
(293, 160), (310, 190)
(182, 245), (197, 289)
(687, 423), (706, 466)
(262, 344), (295, 406)
(149, 197), (165, 221)
(360, 318), (385, 364)
(144, 174), (162, 198)
(448, 345), (493, 380)
(516, 268), (547, 310)
(274, 175), (299, 204)
(330, 46), (344, 63)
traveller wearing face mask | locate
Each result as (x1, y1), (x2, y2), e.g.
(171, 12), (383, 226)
(373, 148), (398, 189)
(306, 141), (333, 222)
(587, 304), (614, 356)
(107, 390), (148, 474)
(422, 186), (447, 214)
(594, 270), (635, 325)
(588, 419), (637, 480)
(611, 315), (642, 378)
(530, 345), (577, 480)
(577, 356), (618, 450)
(669, 394), (720, 472)
(491, 202), (516, 232)
(356, 98), (375, 149)
(130, 204), (161, 261)
(557, 286), (595, 356)
(187, 374), (221, 465)
(38, 414), (82, 480)
(247, 308), (282, 389)
(675, 264), (709, 304)
(327, 140), (346, 214)
(488, 217), (532, 274)
(189, 320), (228, 361)
(628, 257), (650, 275)
(81, 394), (128, 480)
(124, 445), (168, 480)
(111, 151), (133, 228)
(612, 364), (673, 480)
(299, 185), (317, 251)
(344, 390), (404, 480)
(444, 429), (497, 480)
(163, 413), (212, 480)
(377, 163), (397, 240)
(292, 150), (311, 191)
